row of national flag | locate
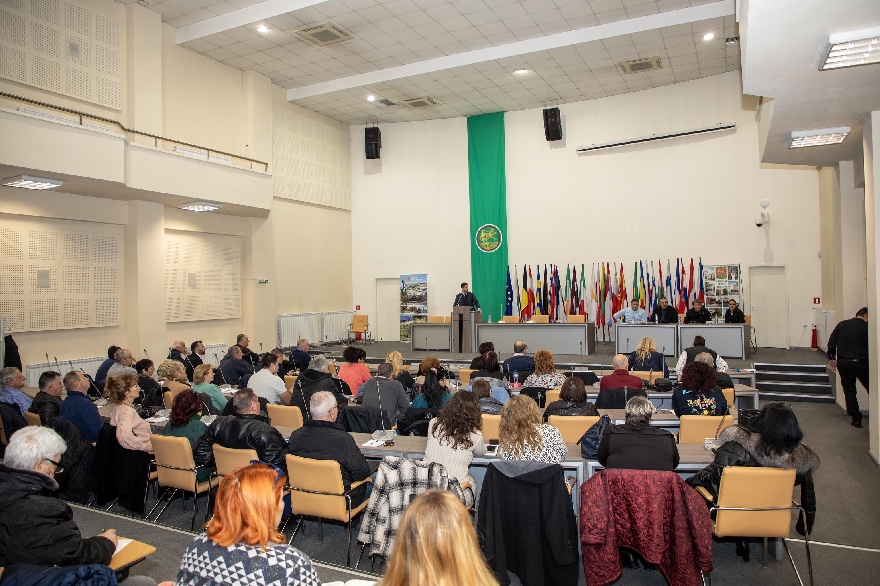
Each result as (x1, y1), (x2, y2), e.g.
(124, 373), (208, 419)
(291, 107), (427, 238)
(504, 259), (706, 334)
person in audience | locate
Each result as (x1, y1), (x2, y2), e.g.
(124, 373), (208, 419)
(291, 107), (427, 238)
(249, 353), (290, 405)
(502, 340), (535, 373)
(498, 395), (567, 464)
(382, 489), (499, 586)
(523, 350), (566, 389)
(287, 391), (376, 507)
(29, 370), (62, 423)
(95, 345), (120, 384)
(107, 348), (137, 377)
(672, 361), (728, 417)
(192, 363), (229, 411)
(0, 367), (31, 416)
(194, 389), (287, 469)
(411, 367), (452, 409)
(724, 299), (746, 323)
(627, 336), (669, 376)
(106, 374), (153, 452)
(597, 396), (679, 470)
(386, 350), (415, 391)
(0, 427), (122, 569)
(471, 351), (510, 391)
(270, 348), (290, 377)
(163, 389), (214, 482)
(599, 354), (643, 391)
(236, 334), (259, 369)
(168, 340), (189, 364)
(174, 463), (319, 586)
(424, 391), (486, 506)
(219, 345), (253, 388)
(338, 346), (371, 395)
(135, 359), (163, 411)
(158, 359), (192, 406)
(186, 340), (206, 381)
(675, 335), (729, 373)
(58, 371), (102, 443)
(289, 338), (312, 372)
(687, 402), (819, 559)
(290, 355), (348, 420)
(654, 296), (679, 324)
(684, 298), (712, 324)
(543, 377), (598, 422)
(418, 356), (441, 376)
(827, 307), (870, 428)
(471, 379), (504, 414)
(612, 298), (648, 324)
(470, 341), (496, 369)
(694, 352), (734, 389)
(358, 362), (410, 426)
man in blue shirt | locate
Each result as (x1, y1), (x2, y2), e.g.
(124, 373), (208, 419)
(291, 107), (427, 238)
(94, 346), (120, 385)
(288, 338), (312, 372)
(612, 299), (648, 324)
(0, 367), (31, 417)
(502, 340), (535, 373)
(58, 371), (103, 444)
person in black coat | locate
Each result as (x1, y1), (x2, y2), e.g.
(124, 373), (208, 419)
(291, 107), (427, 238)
(827, 307), (869, 427)
(288, 391), (376, 507)
(134, 359), (163, 411)
(0, 427), (117, 567)
(598, 396), (679, 471)
(654, 296), (680, 324)
(289, 356), (348, 420)
(185, 340), (206, 381)
(469, 341), (495, 369)
(29, 371), (63, 424)
(724, 299), (746, 323)
(218, 346), (254, 388)
(683, 299), (712, 323)
(543, 376), (598, 422)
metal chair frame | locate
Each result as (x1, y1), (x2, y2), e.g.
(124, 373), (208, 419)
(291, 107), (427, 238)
(146, 461), (214, 531)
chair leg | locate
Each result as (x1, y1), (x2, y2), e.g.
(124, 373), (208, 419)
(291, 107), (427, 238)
(762, 537), (768, 568)
(782, 539), (811, 586)
(287, 516), (304, 545)
(146, 486), (169, 520)
(151, 489), (179, 525)
(355, 543), (367, 569)
(347, 517), (353, 567)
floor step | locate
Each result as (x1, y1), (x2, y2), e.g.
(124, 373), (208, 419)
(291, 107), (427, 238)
(755, 371), (830, 383)
(754, 363), (827, 373)
(756, 381), (832, 395)
(758, 391), (836, 404)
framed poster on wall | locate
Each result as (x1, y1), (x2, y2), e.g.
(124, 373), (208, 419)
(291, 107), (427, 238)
(703, 264), (741, 319)
(400, 274), (427, 341)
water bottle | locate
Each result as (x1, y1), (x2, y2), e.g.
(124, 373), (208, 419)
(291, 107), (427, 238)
(513, 371), (519, 386)
(488, 314), (492, 323)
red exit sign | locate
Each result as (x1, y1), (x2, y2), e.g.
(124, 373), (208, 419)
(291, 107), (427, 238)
(813, 297), (820, 304)
(356, 305), (361, 310)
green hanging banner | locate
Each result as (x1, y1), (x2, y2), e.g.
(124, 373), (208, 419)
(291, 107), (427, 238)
(467, 112), (508, 321)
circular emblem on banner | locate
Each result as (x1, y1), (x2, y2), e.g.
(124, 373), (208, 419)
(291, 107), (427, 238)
(475, 224), (502, 253)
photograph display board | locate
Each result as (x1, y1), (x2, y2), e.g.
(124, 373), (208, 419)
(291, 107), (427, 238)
(702, 264), (741, 318)
(400, 274), (427, 341)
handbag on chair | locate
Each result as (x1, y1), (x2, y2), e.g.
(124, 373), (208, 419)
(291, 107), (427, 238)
(578, 414), (611, 459)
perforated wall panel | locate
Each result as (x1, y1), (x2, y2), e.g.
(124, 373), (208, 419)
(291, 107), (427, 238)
(272, 107), (351, 210)
(164, 231), (241, 323)
(0, 0), (122, 110)
(0, 217), (122, 332)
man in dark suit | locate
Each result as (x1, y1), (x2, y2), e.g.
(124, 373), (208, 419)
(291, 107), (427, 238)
(453, 282), (481, 310)
(654, 296), (679, 324)
(184, 340), (205, 381)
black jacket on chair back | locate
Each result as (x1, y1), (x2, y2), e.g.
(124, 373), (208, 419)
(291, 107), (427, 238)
(193, 414), (287, 470)
(289, 369), (348, 420)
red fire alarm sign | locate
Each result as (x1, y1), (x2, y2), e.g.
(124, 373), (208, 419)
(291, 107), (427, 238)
(356, 305), (361, 310)
(813, 297), (820, 304)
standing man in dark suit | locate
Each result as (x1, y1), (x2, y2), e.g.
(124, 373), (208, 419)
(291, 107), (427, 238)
(654, 297), (679, 324)
(828, 307), (869, 428)
(453, 282), (481, 310)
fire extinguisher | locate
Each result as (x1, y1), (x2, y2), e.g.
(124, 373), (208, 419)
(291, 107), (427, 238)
(811, 325), (818, 349)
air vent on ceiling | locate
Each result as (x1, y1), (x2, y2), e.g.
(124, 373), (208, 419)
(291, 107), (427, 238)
(399, 97), (439, 109)
(377, 98), (396, 106)
(295, 23), (352, 47)
(618, 56), (663, 74)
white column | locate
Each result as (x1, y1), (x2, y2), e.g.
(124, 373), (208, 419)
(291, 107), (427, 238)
(124, 200), (167, 362)
(863, 112), (880, 463)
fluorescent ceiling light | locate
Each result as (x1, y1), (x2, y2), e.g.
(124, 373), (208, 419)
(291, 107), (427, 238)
(178, 201), (223, 212)
(513, 69), (530, 75)
(257, 25), (268, 32)
(366, 95), (375, 101)
(2, 174), (63, 190)
(789, 126), (851, 148)
(822, 26), (880, 70)
(703, 32), (714, 41)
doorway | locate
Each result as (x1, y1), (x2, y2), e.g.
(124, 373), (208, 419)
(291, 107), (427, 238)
(375, 278), (400, 342)
(749, 266), (788, 348)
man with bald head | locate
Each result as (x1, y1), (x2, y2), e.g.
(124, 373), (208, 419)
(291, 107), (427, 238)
(599, 354), (643, 390)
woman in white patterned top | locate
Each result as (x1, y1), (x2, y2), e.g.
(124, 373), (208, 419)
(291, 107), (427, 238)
(522, 350), (566, 389)
(498, 395), (567, 464)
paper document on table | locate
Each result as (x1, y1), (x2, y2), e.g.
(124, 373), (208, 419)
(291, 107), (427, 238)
(114, 539), (132, 555)
(145, 416), (169, 423)
(362, 439), (385, 447)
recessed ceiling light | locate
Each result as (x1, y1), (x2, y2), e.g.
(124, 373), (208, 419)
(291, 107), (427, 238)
(2, 174), (63, 190)
(789, 126), (851, 148)
(178, 201), (223, 212)
(366, 95), (375, 102)
(821, 26), (880, 70)
(257, 25), (268, 33)
(513, 69), (530, 75)
(703, 32), (715, 41)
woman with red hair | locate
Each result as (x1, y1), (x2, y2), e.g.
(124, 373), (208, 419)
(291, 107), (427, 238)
(174, 463), (318, 585)
(671, 361), (729, 417)
(162, 389), (213, 482)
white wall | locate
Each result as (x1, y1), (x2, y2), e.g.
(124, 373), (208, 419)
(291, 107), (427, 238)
(350, 72), (822, 345)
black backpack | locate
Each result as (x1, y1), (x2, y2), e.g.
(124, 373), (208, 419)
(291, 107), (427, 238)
(577, 414), (611, 459)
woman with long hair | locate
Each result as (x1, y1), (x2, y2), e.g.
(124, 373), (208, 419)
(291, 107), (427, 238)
(687, 402), (819, 559)
(471, 351), (509, 391)
(522, 350), (566, 389)
(157, 359), (191, 404)
(543, 377), (598, 421)
(499, 395), (567, 464)
(672, 361), (728, 416)
(174, 463), (319, 585)
(424, 392), (486, 506)
(386, 351), (415, 391)
(627, 336), (668, 376)
(381, 490), (499, 586)
(338, 346), (371, 396)
(106, 374), (152, 452)
(192, 363), (228, 411)
(162, 389), (214, 482)
(411, 366), (451, 409)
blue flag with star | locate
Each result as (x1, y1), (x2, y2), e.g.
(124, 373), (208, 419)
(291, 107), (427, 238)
(505, 266), (514, 316)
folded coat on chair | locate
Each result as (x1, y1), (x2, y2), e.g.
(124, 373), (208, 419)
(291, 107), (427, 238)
(579, 469), (713, 586)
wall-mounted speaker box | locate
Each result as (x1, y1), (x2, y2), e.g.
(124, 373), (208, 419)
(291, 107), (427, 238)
(365, 127), (381, 159)
(543, 107), (562, 141)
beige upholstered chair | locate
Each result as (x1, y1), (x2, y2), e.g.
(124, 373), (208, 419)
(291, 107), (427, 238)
(548, 415), (600, 443)
(266, 404), (304, 430)
(678, 414), (734, 444)
(148, 435), (213, 530)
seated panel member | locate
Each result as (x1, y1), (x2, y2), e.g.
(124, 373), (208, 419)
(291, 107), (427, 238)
(683, 299), (712, 324)
(724, 299), (746, 323)
(453, 282), (481, 310)
(612, 299), (648, 324)
(654, 296), (679, 324)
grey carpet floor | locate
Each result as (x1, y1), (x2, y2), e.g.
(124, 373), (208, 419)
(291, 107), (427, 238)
(76, 400), (880, 585)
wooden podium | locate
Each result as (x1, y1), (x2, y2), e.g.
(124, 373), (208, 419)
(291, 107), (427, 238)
(452, 307), (481, 354)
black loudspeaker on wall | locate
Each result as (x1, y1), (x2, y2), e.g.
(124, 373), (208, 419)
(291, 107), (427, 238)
(543, 107), (562, 141)
(365, 126), (381, 159)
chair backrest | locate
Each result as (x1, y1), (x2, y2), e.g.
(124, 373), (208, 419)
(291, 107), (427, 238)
(501, 316), (519, 323)
(532, 315), (550, 324)
(266, 404), (304, 430)
(284, 375), (298, 391)
(286, 454), (349, 521)
(428, 315), (446, 323)
(328, 362), (337, 376)
(459, 369), (476, 385)
(595, 388), (627, 409)
(163, 390), (173, 410)
(722, 387), (735, 408)
(350, 315), (369, 333)
(548, 415), (600, 443)
(482, 414), (501, 440)
(544, 389), (561, 403)
(0, 403), (27, 445)
(566, 314), (586, 323)
(713, 467), (797, 538)
(632, 371), (663, 383)
(213, 445), (258, 476)
(678, 414), (734, 444)
(519, 387), (546, 407)
(25, 411), (42, 426)
(151, 435), (198, 490)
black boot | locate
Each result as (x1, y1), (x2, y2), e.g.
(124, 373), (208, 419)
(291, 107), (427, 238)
(620, 549), (640, 569)
(735, 538), (750, 562)
(852, 413), (863, 428)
